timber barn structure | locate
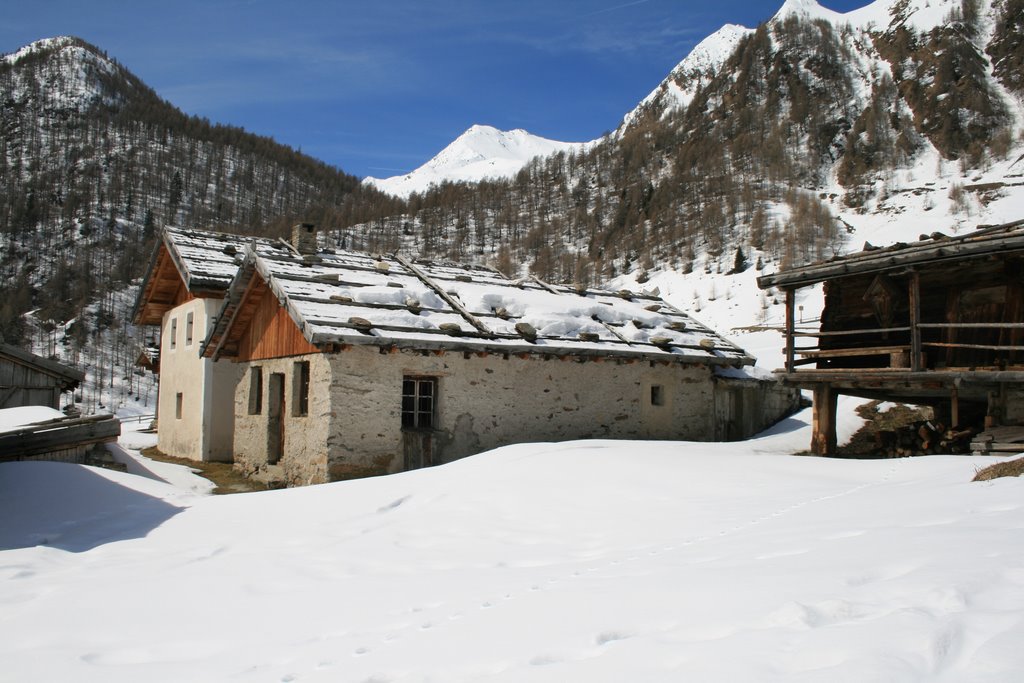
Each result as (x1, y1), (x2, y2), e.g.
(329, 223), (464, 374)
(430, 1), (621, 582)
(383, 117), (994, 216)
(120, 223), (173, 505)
(1, 342), (84, 410)
(0, 345), (120, 463)
(135, 224), (800, 487)
(758, 218), (1024, 455)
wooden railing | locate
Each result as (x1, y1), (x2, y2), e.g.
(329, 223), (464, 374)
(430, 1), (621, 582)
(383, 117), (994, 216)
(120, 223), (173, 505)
(785, 321), (1024, 372)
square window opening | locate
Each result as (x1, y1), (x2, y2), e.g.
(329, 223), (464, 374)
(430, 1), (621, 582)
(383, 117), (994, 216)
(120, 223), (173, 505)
(650, 384), (665, 406)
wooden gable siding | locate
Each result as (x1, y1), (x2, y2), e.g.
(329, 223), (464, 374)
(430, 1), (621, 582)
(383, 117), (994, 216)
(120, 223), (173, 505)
(0, 359), (61, 409)
(237, 282), (320, 362)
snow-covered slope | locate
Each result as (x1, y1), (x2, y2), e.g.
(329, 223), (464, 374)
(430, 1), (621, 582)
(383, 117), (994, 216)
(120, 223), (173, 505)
(621, 0), (987, 129)
(621, 23), (753, 129)
(4, 414), (1024, 681)
(365, 125), (588, 198)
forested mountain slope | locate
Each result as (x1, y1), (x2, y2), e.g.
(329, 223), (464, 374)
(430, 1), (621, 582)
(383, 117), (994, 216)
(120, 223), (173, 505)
(339, 0), (1024, 292)
(0, 36), (393, 343)
(1, 0), (1022, 415)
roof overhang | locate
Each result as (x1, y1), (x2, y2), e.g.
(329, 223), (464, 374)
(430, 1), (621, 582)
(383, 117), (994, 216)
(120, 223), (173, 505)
(757, 219), (1024, 290)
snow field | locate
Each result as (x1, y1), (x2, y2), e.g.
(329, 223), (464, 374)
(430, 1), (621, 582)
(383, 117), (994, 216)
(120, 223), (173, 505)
(2, 402), (1023, 682)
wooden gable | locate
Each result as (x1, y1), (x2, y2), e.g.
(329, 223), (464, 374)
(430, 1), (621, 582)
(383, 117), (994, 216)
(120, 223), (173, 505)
(134, 245), (198, 325)
(215, 272), (319, 362)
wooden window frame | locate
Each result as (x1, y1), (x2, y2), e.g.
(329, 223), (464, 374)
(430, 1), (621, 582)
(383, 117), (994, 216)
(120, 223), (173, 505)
(402, 376), (437, 431)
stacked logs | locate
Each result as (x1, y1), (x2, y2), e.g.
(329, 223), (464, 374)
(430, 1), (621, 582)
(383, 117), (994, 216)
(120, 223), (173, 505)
(874, 421), (976, 457)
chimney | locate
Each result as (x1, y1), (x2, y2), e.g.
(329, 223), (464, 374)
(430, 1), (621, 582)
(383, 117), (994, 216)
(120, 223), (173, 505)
(292, 222), (317, 255)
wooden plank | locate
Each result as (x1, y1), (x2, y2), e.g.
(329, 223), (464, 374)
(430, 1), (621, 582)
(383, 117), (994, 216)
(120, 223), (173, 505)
(785, 289), (795, 373)
(792, 326), (912, 338)
(811, 384), (838, 455)
(918, 322), (1024, 329)
(394, 254), (495, 337)
(922, 342), (1024, 351)
(797, 345), (909, 359)
(0, 417), (121, 460)
(909, 270), (922, 372)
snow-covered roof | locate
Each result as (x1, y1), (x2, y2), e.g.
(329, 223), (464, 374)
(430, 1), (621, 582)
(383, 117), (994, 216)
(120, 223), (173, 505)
(133, 226), (280, 326)
(204, 239), (752, 366)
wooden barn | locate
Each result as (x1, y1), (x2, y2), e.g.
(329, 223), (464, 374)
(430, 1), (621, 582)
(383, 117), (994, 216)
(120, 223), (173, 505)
(757, 219), (1024, 455)
(0, 346), (119, 464)
(0, 343), (84, 410)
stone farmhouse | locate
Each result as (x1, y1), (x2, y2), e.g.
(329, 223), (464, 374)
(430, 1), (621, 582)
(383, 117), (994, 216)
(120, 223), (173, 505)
(136, 224), (799, 486)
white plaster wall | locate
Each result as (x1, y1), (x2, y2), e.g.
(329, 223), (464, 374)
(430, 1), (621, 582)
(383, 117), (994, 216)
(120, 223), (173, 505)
(157, 298), (239, 462)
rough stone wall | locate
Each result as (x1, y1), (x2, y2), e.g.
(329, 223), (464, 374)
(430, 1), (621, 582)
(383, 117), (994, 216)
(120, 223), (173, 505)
(324, 345), (719, 481)
(232, 353), (334, 486)
(712, 375), (804, 441)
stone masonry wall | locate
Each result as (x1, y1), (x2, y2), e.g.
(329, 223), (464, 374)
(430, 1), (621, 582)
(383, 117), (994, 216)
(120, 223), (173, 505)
(232, 353), (334, 486)
(324, 345), (718, 481)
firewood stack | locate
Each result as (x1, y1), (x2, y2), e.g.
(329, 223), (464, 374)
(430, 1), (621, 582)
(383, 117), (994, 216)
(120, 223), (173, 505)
(874, 421), (976, 457)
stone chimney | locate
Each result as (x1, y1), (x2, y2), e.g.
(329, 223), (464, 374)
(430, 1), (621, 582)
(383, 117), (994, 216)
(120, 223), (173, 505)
(291, 222), (317, 255)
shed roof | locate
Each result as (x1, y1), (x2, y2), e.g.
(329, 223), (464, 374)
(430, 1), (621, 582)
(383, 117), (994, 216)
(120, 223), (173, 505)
(757, 219), (1024, 290)
(0, 343), (85, 388)
(203, 242), (752, 366)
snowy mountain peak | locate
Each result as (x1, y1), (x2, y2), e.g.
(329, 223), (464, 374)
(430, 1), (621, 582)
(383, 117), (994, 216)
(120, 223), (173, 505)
(365, 125), (587, 198)
(2, 36), (79, 65)
(620, 22), (753, 130)
(1, 36), (134, 113)
(773, 0), (839, 21)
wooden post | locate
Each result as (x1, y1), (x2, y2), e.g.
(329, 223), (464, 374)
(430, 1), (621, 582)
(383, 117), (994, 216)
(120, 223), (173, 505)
(811, 384), (838, 455)
(909, 270), (922, 372)
(785, 288), (796, 373)
(951, 385), (960, 427)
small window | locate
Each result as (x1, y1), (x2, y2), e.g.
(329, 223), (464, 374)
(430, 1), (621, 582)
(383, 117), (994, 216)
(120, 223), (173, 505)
(175, 392), (183, 419)
(185, 312), (194, 346)
(402, 377), (437, 430)
(292, 361), (310, 417)
(650, 385), (665, 406)
(169, 318), (177, 350)
(248, 367), (263, 415)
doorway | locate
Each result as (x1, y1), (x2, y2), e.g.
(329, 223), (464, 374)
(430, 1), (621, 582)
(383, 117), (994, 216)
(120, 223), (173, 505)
(268, 372), (285, 464)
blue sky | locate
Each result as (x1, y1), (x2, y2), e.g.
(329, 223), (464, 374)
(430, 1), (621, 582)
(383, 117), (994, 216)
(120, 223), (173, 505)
(2, 1), (868, 178)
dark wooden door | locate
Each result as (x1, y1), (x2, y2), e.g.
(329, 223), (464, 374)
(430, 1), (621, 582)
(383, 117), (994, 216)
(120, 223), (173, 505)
(268, 372), (285, 464)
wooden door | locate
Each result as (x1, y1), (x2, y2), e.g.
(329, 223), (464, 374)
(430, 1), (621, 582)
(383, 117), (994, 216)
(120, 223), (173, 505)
(268, 372), (285, 464)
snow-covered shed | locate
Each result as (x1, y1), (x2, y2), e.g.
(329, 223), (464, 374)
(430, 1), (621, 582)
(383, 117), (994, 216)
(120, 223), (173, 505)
(201, 225), (798, 486)
(132, 226), (279, 462)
